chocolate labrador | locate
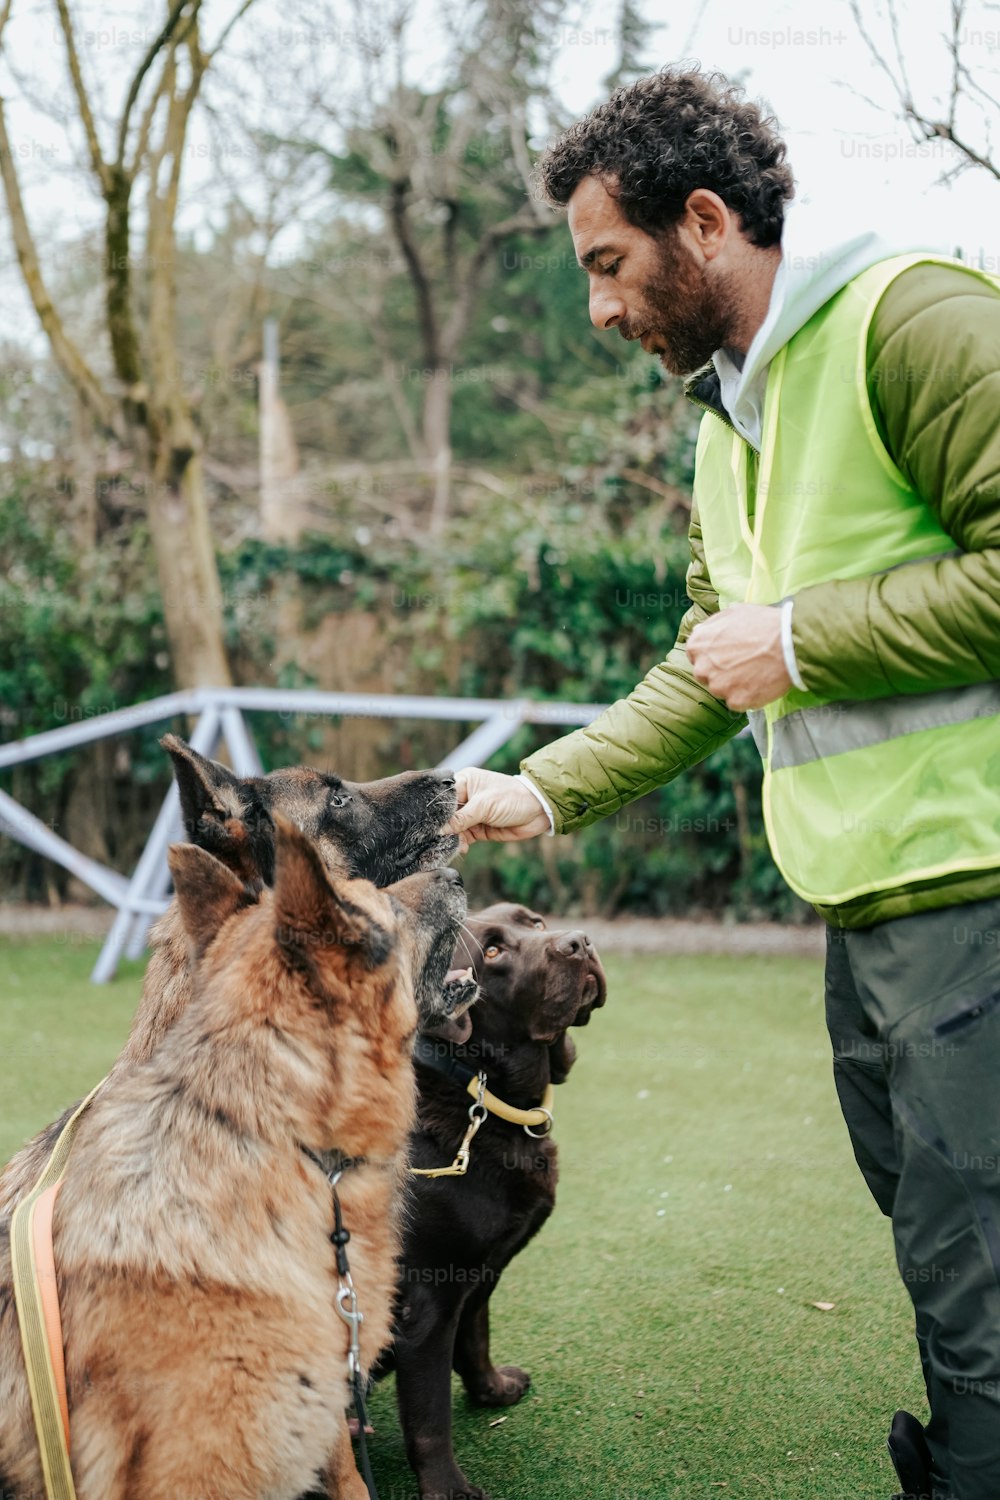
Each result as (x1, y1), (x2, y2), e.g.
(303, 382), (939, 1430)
(382, 902), (608, 1500)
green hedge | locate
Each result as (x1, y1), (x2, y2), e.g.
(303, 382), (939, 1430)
(0, 476), (808, 920)
(218, 496), (807, 921)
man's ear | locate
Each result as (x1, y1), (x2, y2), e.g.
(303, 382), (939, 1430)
(167, 843), (251, 961)
(161, 735), (245, 833)
(679, 187), (731, 263)
(271, 815), (392, 975)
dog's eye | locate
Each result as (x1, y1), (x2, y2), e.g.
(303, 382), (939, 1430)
(484, 944), (502, 959)
(532, 919), (545, 929)
(329, 792), (352, 809)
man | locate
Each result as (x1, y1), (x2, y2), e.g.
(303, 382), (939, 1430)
(447, 67), (1000, 1500)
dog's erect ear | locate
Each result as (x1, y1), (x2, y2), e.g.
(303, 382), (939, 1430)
(162, 734), (273, 883)
(161, 735), (245, 832)
(272, 815), (392, 977)
(167, 842), (249, 961)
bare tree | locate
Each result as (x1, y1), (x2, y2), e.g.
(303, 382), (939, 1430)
(850, 0), (1000, 180)
(292, 0), (562, 533)
(0, 0), (256, 687)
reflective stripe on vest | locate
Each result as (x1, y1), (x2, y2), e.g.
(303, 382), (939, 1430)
(768, 681), (1000, 772)
(693, 252), (1000, 905)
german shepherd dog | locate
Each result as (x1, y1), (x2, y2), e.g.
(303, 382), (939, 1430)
(0, 736), (468, 1218)
(384, 902), (608, 1500)
(0, 818), (468, 1500)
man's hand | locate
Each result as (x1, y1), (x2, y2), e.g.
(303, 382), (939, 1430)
(446, 768), (551, 854)
(685, 603), (792, 710)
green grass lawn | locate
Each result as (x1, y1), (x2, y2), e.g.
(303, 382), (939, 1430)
(0, 937), (921, 1500)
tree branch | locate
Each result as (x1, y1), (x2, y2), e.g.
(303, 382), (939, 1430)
(53, 0), (109, 191)
(129, 53), (174, 177)
(117, 0), (196, 174)
(146, 19), (211, 423)
(507, 102), (548, 224)
(439, 204), (551, 359)
(620, 466), (690, 509)
(885, 0), (917, 115)
(0, 94), (118, 435)
(914, 115), (1000, 178)
(947, 0), (962, 133)
(388, 180), (440, 365)
(206, 0), (256, 64)
(850, 0), (1000, 179)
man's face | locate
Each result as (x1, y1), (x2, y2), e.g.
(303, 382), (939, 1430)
(567, 174), (736, 376)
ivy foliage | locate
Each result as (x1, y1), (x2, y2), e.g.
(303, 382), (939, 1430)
(0, 453), (806, 920)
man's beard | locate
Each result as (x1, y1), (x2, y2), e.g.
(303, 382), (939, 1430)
(620, 233), (736, 376)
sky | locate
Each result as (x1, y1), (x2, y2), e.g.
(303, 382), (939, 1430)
(1, 0), (998, 351)
(547, 0), (1000, 264)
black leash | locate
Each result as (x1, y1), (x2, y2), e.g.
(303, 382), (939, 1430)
(301, 1145), (381, 1500)
(330, 1185), (380, 1500)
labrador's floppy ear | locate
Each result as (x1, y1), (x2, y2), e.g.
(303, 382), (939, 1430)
(167, 842), (251, 961)
(271, 815), (392, 979)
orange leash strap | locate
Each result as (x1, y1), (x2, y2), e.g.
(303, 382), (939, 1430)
(32, 1182), (70, 1448)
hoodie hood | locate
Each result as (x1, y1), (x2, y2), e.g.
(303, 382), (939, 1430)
(710, 196), (946, 448)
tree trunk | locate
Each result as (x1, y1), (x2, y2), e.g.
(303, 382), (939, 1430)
(147, 437), (232, 687)
(0, 1), (248, 695)
(423, 365), (453, 535)
(145, 73), (233, 690)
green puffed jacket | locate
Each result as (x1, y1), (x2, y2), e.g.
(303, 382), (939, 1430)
(520, 262), (1000, 928)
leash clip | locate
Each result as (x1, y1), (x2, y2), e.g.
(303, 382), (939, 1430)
(336, 1275), (364, 1380)
(469, 1072), (488, 1124)
(455, 1073), (488, 1172)
(410, 1072), (488, 1178)
(329, 1169), (365, 1380)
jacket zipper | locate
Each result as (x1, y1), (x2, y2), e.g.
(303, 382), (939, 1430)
(686, 391), (759, 453)
(685, 391), (762, 552)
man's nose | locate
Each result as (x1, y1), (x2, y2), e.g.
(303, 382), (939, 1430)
(589, 282), (626, 331)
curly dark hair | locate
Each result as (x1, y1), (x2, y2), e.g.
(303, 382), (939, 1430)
(538, 66), (795, 248)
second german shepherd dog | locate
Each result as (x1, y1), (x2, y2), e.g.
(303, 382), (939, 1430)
(0, 818), (467, 1500)
(0, 736), (468, 1217)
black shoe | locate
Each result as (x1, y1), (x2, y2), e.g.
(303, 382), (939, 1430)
(888, 1409), (932, 1499)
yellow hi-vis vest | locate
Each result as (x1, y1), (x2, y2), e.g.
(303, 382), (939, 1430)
(693, 253), (1000, 905)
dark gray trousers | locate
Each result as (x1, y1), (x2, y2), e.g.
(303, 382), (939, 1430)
(825, 897), (1000, 1500)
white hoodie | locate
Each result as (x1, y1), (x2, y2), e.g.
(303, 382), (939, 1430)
(713, 196), (946, 449)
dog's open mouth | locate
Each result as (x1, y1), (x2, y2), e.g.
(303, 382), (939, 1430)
(422, 967), (477, 1045)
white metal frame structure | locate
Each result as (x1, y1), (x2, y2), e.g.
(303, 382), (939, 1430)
(0, 688), (607, 983)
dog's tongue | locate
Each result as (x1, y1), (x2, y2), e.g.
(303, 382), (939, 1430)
(423, 969), (475, 1046)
